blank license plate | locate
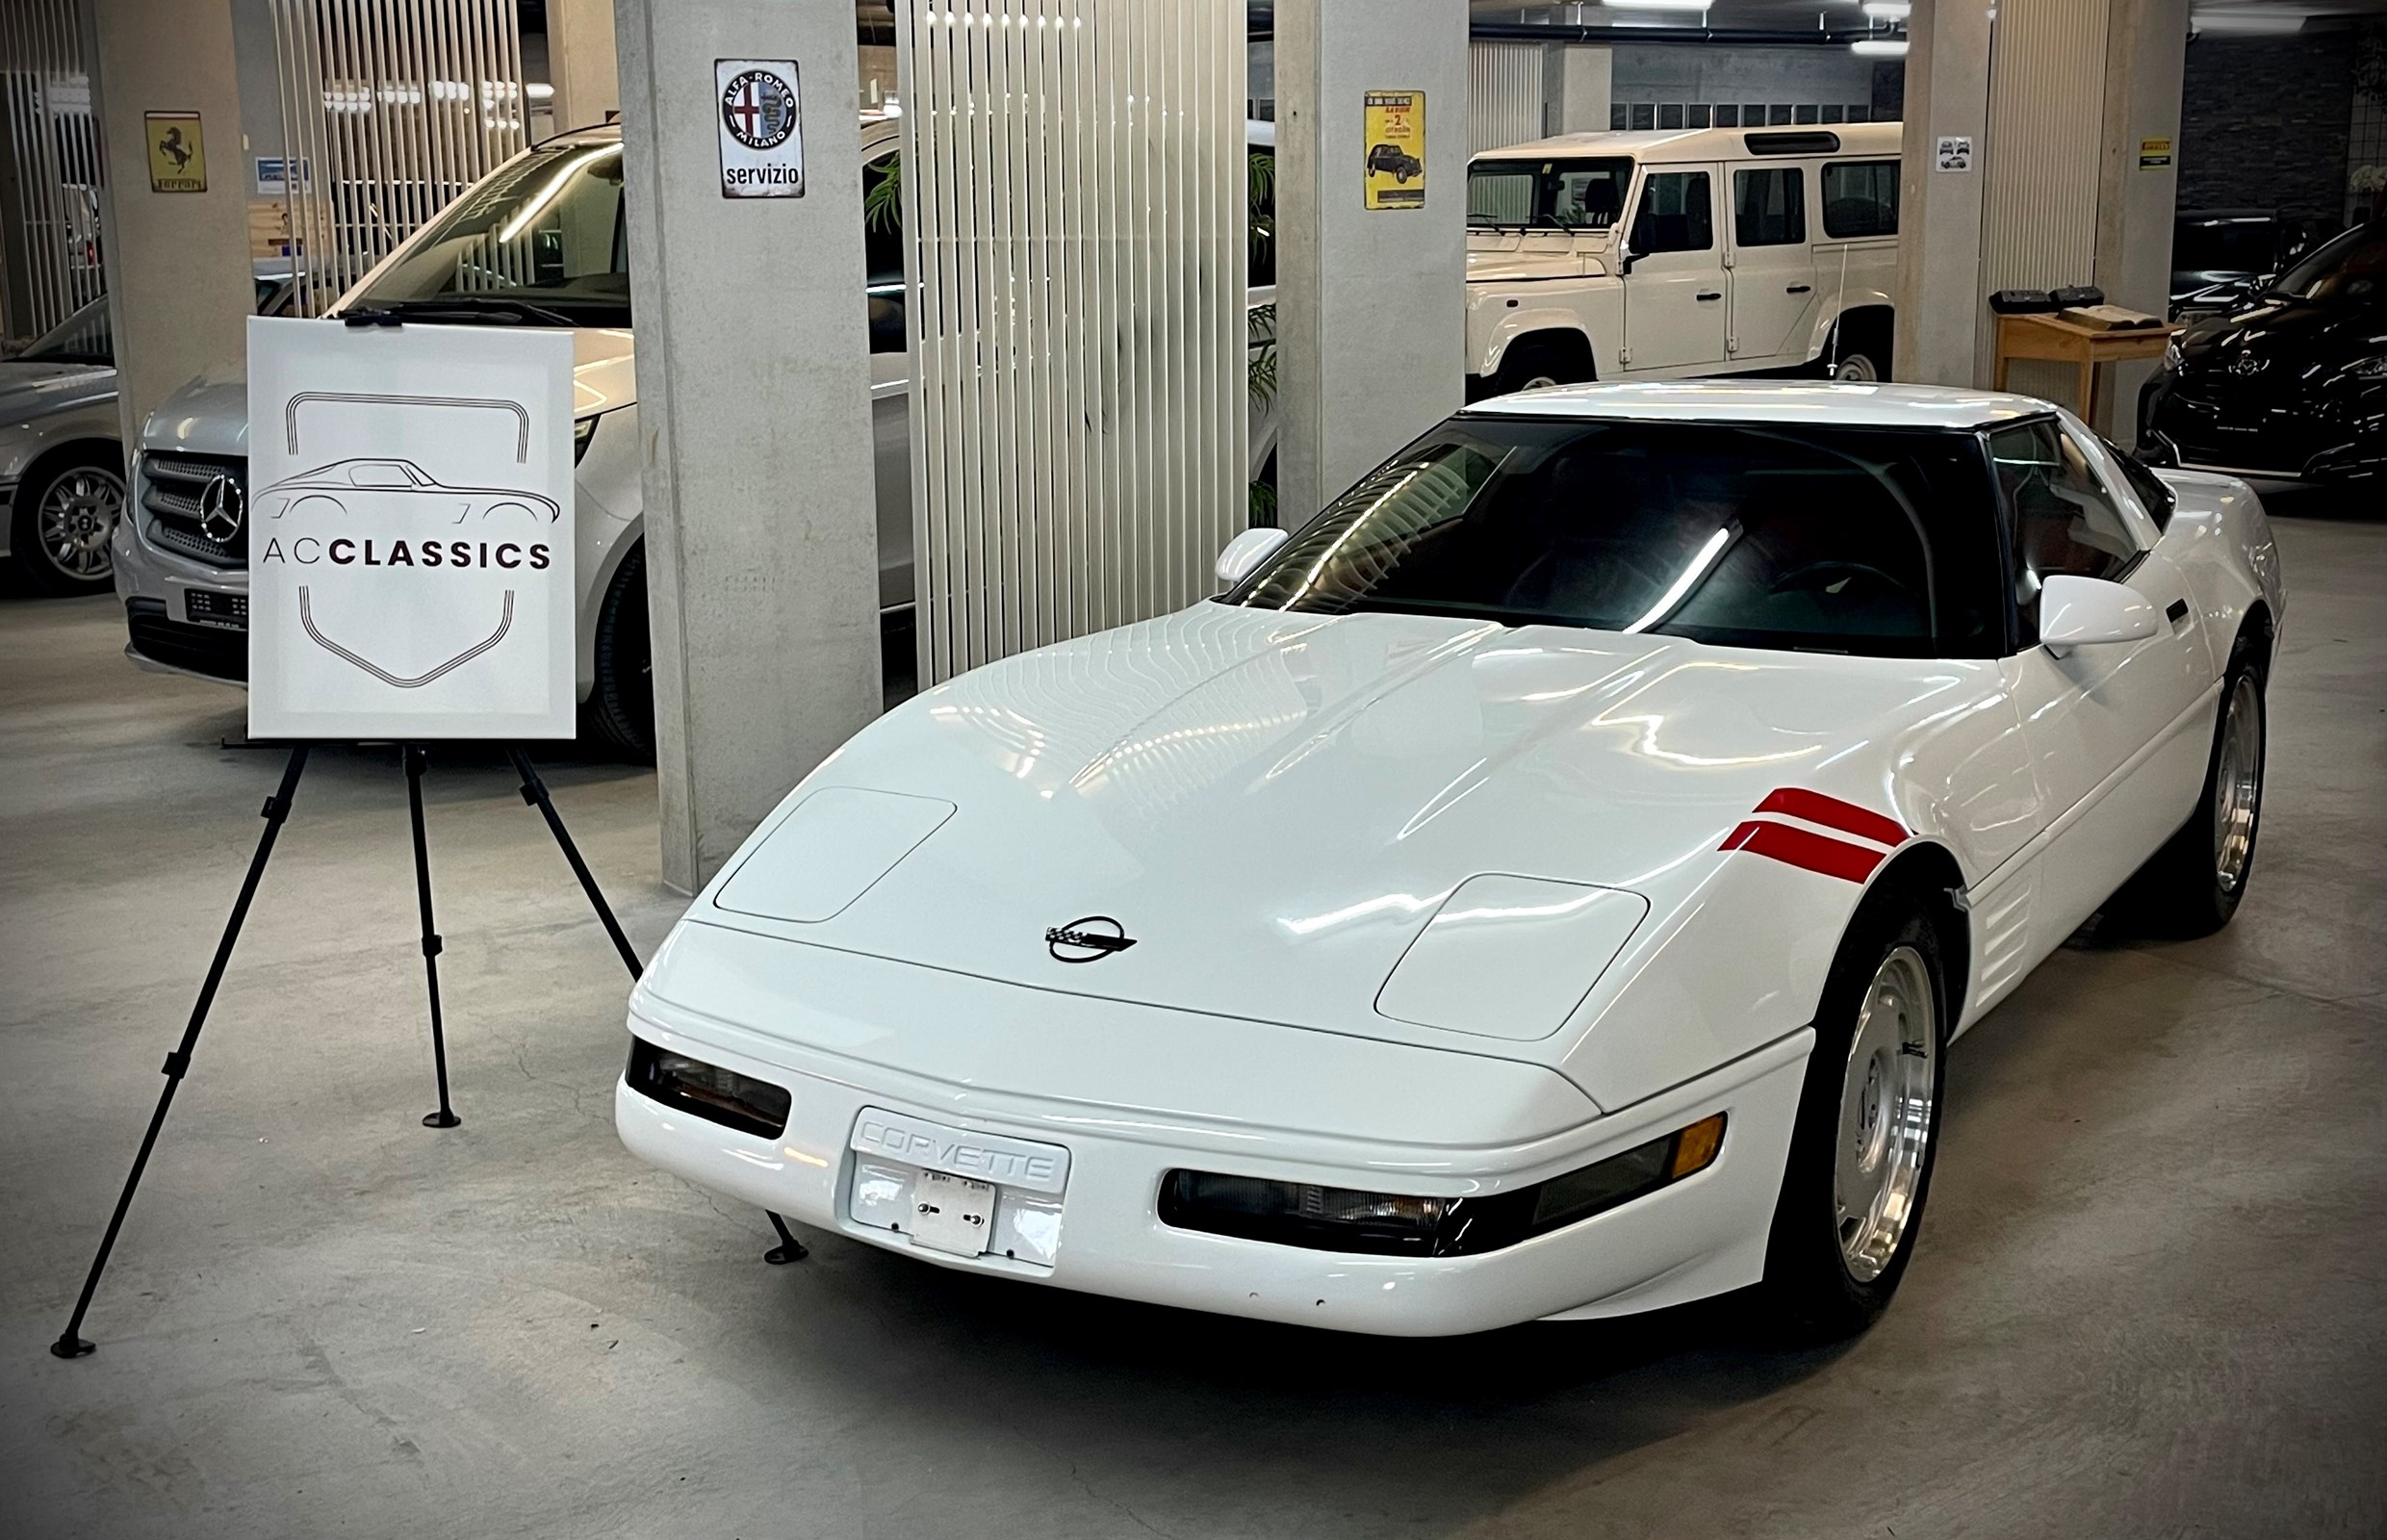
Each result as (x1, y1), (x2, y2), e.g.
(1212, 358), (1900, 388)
(911, 1168), (996, 1257)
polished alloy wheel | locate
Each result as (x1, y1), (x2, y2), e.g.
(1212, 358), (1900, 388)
(1832, 353), (1880, 383)
(2212, 673), (2262, 891)
(1835, 944), (1936, 1283)
(36, 466), (123, 582)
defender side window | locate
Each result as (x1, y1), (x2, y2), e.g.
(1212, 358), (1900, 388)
(1630, 171), (1713, 255)
(1821, 160), (1899, 239)
(1990, 421), (2143, 641)
(1732, 167), (1806, 247)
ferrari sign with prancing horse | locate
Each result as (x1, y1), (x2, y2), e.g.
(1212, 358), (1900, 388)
(716, 59), (805, 199)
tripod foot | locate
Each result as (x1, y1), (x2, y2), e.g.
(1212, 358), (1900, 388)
(763, 1210), (808, 1265)
(50, 1334), (95, 1359)
(422, 1110), (462, 1129)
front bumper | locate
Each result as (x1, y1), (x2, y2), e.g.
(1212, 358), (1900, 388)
(2142, 374), (2387, 484)
(113, 462), (252, 684)
(616, 922), (1810, 1337)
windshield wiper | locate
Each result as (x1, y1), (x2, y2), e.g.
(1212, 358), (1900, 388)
(346, 295), (582, 328)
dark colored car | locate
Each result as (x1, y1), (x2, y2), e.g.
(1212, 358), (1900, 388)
(2141, 218), (2387, 488)
(2169, 209), (2314, 319)
(1367, 141), (1423, 183)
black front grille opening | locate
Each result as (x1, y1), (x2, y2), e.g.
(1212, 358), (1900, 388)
(1160, 1113), (1727, 1260)
(125, 599), (247, 681)
(626, 1036), (790, 1140)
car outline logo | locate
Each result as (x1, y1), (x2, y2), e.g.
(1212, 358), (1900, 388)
(197, 473), (245, 545)
(2229, 352), (2266, 376)
(1045, 915), (1136, 962)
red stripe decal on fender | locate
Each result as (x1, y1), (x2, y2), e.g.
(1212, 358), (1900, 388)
(1753, 787), (1909, 849)
(1718, 819), (1888, 883)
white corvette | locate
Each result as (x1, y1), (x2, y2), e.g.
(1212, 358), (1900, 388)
(617, 382), (2283, 1338)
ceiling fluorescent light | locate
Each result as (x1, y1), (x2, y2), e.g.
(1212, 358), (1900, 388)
(2189, 8), (2307, 33)
(1849, 36), (1910, 54)
(1861, 0), (1912, 17)
(1598, 0), (1712, 12)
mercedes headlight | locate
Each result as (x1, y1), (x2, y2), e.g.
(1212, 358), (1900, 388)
(2348, 355), (2387, 382)
(2164, 335), (2184, 371)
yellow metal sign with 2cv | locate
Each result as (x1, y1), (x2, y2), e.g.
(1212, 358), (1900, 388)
(1363, 90), (1425, 210)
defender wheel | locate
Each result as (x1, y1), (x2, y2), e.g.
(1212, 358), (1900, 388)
(1760, 895), (1948, 1340)
(583, 544), (655, 761)
(1823, 348), (1883, 383)
(2111, 641), (2267, 937)
(13, 449), (123, 594)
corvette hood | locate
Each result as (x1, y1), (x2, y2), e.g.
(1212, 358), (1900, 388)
(701, 604), (1986, 1055)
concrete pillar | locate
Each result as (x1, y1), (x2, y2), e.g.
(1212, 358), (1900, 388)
(81, 0), (254, 450)
(1556, 45), (1612, 135)
(1275, 0), (1469, 523)
(1891, 0), (1994, 387)
(614, 0), (882, 892)
(549, 0), (619, 133)
(2093, 0), (2188, 435)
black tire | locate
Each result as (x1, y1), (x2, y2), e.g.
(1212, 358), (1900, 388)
(2109, 637), (2267, 937)
(582, 543), (655, 761)
(1759, 887), (1951, 1340)
(1484, 338), (1590, 398)
(11, 448), (124, 595)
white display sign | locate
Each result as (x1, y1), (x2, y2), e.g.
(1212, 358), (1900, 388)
(716, 58), (805, 198)
(1935, 135), (1974, 172)
(245, 317), (577, 741)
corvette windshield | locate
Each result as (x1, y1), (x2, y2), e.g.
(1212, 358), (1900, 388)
(349, 140), (629, 325)
(1225, 415), (2005, 658)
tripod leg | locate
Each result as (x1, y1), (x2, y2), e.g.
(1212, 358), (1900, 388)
(405, 746), (461, 1130)
(52, 745), (311, 1359)
(764, 1211), (808, 1265)
(507, 747), (643, 979)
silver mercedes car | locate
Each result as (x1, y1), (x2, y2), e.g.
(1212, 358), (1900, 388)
(0, 297), (122, 595)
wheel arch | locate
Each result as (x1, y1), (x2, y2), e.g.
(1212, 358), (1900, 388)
(1855, 840), (1971, 1034)
(2235, 599), (2276, 681)
(1819, 303), (1895, 371)
(12, 435), (127, 508)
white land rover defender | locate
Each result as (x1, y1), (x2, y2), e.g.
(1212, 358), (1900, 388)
(1465, 122), (1903, 398)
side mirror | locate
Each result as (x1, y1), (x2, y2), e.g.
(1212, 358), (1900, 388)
(2039, 574), (2158, 656)
(1215, 526), (1290, 588)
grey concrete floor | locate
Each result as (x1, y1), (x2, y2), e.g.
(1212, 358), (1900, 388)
(3, 500), (2381, 1540)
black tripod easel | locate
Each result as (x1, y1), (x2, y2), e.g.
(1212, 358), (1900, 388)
(50, 743), (646, 1360)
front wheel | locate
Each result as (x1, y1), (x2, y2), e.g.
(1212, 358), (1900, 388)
(13, 449), (123, 594)
(582, 543), (655, 761)
(1760, 895), (1949, 1339)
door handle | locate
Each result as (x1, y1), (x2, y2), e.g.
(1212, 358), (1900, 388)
(1695, 291), (1722, 302)
(2166, 598), (2190, 625)
(1785, 284), (1812, 295)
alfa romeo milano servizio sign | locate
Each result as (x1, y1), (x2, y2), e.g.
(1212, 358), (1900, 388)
(244, 317), (577, 741)
(716, 58), (805, 198)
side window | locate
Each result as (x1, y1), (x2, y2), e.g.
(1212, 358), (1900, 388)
(1990, 421), (2143, 638)
(862, 154), (905, 355)
(1821, 160), (1898, 239)
(1732, 166), (1805, 247)
(2102, 436), (2178, 532)
(1630, 170), (1712, 255)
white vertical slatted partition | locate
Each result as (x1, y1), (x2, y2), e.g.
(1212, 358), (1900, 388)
(1976, 0), (2112, 399)
(267, 0), (529, 315)
(895, 0), (1245, 686)
(1469, 40), (1541, 153)
(0, 0), (102, 338)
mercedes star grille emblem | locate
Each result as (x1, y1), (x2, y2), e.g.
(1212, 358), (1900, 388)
(1045, 915), (1136, 962)
(197, 473), (245, 544)
(2229, 352), (2267, 376)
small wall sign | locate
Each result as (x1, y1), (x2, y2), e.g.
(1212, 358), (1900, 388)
(1363, 90), (1426, 210)
(2138, 137), (2172, 169)
(716, 59), (805, 198)
(1934, 135), (1973, 173)
(145, 112), (207, 193)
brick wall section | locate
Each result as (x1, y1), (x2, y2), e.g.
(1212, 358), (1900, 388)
(2178, 34), (2354, 225)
